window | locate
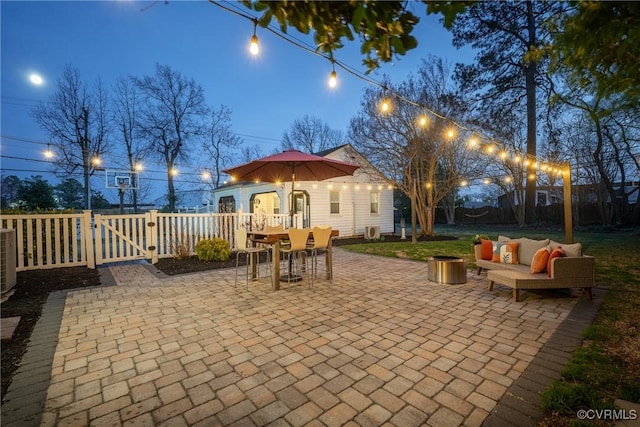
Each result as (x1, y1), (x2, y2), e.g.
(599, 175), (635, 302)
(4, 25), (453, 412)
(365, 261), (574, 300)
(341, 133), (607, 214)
(370, 192), (379, 214)
(218, 196), (235, 213)
(330, 191), (340, 214)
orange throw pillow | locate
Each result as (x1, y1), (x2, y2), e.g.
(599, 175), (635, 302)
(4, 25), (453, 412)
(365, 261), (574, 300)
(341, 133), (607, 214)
(546, 247), (566, 277)
(492, 241), (520, 264)
(530, 247), (550, 274)
(480, 239), (493, 260)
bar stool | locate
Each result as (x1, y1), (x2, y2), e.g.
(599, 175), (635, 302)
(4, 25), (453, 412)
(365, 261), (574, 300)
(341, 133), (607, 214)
(280, 228), (310, 286)
(235, 228), (271, 288)
(306, 226), (333, 285)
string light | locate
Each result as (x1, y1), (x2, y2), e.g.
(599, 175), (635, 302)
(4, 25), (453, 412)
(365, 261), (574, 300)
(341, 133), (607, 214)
(328, 60), (337, 88)
(44, 143), (54, 159)
(201, 170), (211, 180)
(170, 167), (178, 176)
(446, 128), (456, 139)
(249, 18), (259, 55)
(417, 114), (429, 128)
(209, 1), (570, 175)
(91, 156), (102, 166)
(379, 98), (392, 114)
(328, 70), (337, 88)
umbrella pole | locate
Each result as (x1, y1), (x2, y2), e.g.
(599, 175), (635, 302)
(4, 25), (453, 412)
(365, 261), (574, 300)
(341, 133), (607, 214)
(290, 171), (295, 228)
(283, 171), (302, 282)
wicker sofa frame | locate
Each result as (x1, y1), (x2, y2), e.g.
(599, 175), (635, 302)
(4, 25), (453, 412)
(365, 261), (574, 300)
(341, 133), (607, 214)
(473, 244), (595, 302)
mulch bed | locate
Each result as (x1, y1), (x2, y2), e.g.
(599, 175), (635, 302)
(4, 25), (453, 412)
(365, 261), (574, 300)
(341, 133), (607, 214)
(1, 267), (102, 402)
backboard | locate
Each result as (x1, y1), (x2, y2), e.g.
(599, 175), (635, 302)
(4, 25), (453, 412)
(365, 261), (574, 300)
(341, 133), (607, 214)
(105, 169), (140, 190)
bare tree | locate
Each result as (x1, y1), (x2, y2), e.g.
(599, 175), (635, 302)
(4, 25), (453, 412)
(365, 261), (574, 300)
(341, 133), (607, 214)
(553, 70), (640, 226)
(133, 64), (207, 211)
(281, 115), (344, 153)
(350, 57), (486, 237)
(240, 144), (264, 163)
(201, 105), (243, 189)
(112, 76), (146, 213)
(32, 65), (110, 209)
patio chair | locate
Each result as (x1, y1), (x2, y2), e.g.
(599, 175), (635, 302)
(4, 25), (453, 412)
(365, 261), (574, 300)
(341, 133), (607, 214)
(306, 226), (333, 285)
(235, 227), (271, 288)
(280, 228), (310, 286)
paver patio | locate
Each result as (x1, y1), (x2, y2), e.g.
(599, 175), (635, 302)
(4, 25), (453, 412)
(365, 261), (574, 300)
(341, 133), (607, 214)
(2, 248), (601, 426)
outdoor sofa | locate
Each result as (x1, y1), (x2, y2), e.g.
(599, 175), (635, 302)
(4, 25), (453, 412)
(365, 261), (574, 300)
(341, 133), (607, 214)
(473, 236), (595, 302)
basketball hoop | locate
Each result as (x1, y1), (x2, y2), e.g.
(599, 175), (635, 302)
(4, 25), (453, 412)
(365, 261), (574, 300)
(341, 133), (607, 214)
(105, 170), (140, 191)
(116, 175), (131, 192)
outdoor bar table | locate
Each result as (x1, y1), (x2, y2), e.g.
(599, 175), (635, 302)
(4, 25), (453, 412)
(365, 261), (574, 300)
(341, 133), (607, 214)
(248, 229), (339, 290)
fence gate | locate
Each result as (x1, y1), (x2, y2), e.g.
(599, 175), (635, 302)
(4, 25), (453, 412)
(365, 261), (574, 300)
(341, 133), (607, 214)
(94, 212), (158, 265)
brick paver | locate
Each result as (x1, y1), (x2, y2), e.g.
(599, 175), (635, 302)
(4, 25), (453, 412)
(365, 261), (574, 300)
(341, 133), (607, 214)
(1, 248), (602, 426)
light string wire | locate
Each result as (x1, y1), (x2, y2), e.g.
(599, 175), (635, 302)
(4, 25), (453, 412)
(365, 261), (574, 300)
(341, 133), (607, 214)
(4, 135), (638, 189)
(209, 0), (573, 175)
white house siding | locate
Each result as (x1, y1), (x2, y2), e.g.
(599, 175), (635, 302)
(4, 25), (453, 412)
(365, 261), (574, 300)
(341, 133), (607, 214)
(212, 145), (394, 237)
(293, 181), (393, 237)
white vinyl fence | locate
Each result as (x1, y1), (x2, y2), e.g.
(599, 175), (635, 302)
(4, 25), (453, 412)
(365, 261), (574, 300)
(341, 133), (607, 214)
(1, 210), (296, 271)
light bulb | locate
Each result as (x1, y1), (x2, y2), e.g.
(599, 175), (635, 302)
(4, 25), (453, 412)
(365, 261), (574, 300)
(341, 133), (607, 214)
(379, 99), (391, 113)
(91, 156), (101, 166)
(328, 70), (337, 88)
(417, 115), (429, 127)
(44, 145), (54, 159)
(249, 34), (259, 55)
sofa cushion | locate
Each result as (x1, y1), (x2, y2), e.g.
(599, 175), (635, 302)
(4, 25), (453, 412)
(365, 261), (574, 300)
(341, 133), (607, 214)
(518, 238), (551, 266)
(547, 247), (566, 277)
(549, 241), (582, 258)
(492, 241), (520, 264)
(530, 247), (551, 274)
(480, 239), (493, 260)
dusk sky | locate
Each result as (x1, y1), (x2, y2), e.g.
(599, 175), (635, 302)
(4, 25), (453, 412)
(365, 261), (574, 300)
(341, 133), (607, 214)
(1, 1), (474, 203)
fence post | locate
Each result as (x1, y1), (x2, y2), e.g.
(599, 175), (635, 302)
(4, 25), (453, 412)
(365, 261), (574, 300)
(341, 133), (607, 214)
(93, 212), (103, 266)
(147, 210), (159, 264)
(82, 210), (95, 269)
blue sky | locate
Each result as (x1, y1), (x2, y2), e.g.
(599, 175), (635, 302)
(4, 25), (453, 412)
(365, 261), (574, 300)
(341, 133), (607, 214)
(1, 0), (473, 203)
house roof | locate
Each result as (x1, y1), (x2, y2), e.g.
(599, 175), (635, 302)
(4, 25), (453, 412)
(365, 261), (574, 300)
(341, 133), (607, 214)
(312, 144), (349, 158)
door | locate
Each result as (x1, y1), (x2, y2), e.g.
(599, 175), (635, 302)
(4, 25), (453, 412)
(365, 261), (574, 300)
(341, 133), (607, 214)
(293, 191), (310, 228)
(94, 213), (149, 265)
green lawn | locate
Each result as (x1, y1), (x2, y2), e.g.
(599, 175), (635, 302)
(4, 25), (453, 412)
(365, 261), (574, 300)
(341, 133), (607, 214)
(341, 225), (640, 425)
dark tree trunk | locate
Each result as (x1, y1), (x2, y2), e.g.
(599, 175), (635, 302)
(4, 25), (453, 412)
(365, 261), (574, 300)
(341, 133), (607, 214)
(524, 1), (537, 225)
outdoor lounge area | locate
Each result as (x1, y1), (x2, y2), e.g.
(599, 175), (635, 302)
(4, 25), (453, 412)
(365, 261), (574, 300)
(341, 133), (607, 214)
(1, 247), (602, 427)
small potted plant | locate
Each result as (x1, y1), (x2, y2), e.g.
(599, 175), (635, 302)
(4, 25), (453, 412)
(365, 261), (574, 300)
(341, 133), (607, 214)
(471, 234), (489, 245)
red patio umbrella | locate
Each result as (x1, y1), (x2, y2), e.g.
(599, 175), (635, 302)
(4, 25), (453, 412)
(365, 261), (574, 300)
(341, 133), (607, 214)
(222, 149), (360, 224)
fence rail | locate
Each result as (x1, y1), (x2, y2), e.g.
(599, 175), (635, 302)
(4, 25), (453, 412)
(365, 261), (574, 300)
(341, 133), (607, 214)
(0, 210), (296, 271)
